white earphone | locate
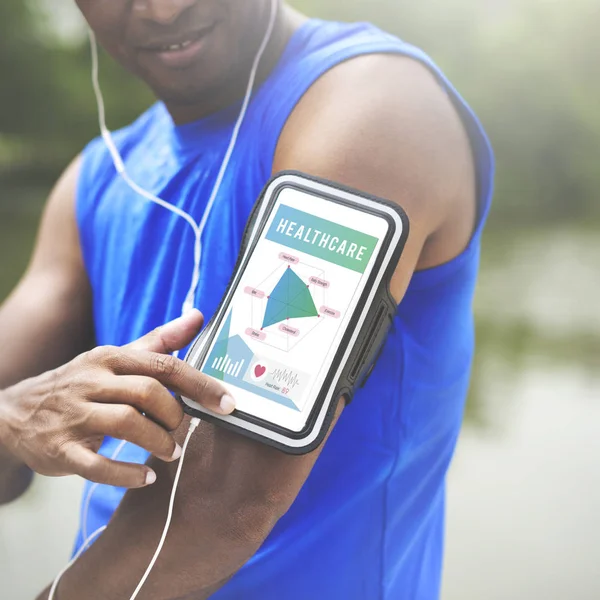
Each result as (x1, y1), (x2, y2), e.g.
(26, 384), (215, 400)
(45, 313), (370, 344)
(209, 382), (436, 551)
(48, 1), (279, 598)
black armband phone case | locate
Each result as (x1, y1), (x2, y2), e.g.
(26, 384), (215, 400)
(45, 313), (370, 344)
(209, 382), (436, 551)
(178, 171), (409, 454)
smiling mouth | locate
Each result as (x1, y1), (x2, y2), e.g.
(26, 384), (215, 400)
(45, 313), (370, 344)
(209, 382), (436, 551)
(143, 23), (217, 54)
(161, 39), (196, 52)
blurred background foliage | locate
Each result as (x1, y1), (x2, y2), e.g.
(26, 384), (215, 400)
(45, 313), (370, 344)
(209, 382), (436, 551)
(0, 1), (153, 181)
(0, 0), (598, 225)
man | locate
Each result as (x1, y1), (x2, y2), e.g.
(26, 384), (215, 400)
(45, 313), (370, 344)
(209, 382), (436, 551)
(0, 1), (493, 598)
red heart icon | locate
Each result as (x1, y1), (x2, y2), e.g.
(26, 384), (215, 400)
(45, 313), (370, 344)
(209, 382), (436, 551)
(254, 364), (266, 378)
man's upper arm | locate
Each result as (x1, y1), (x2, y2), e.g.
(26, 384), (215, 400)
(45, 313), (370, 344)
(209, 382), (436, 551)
(274, 53), (477, 301)
(0, 156), (94, 388)
(53, 55), (476, 599)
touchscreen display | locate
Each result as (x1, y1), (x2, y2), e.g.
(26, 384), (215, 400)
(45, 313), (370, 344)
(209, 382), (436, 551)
(200, 187), (390, 432)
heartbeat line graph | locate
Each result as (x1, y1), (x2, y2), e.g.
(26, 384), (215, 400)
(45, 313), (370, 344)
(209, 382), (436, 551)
(269, 368), (301, 389)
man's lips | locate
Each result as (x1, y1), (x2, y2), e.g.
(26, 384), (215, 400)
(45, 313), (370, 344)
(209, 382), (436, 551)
(136, 23), (218, 68)
(138, 23), (217, 54)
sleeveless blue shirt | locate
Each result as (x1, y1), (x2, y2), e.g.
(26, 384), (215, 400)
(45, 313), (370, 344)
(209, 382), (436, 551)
(74, 19), (493, 600)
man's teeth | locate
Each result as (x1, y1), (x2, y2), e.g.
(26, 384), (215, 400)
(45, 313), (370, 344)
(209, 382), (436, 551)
(162, 39), (194, 52)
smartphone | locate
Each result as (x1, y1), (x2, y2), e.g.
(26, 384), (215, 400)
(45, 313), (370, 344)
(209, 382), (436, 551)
(180, 172), (409, 454)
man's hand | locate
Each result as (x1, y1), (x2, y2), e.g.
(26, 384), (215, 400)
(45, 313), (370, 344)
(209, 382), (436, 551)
(0, 309), (234, 489)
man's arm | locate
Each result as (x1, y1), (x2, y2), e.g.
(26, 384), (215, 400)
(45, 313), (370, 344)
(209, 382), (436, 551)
(0, 157), (94, 503)
(51, 54), (476, 599)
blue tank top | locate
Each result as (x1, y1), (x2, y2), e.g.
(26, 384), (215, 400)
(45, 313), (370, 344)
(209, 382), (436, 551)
(74, 19), (493, 600)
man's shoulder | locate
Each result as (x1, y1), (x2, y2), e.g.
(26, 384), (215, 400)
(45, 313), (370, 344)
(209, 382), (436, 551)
(276, 51), (474, 213)
(274, 49), (483, 273)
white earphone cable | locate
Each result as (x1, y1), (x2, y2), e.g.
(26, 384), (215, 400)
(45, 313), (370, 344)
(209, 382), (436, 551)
(128, 417), (201, 600)
(90, 0), (277, 314)
(81, 439), (129, 541)
(195, 0), (279, 257)
(47, 525), (107, 600)
(48, 1), (278, 598)
(89, 30), (202, 316)
(188, 0), (279, 309)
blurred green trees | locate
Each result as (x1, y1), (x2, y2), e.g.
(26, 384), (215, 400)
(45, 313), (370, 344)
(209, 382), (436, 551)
(0, 0), (598, 225)
(0, 1), (152, 180)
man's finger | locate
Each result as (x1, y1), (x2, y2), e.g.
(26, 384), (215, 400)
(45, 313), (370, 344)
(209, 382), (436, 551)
(93, 375), (184, 431)
(66, 444), (157, 489)
(110, 349), (236, 415)
(90, 404), (182, 464)
(126, 309), (205, 355)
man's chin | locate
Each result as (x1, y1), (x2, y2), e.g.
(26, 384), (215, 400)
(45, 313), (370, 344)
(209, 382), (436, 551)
(151, 86), (209, 108)
(139, 69), (227, 112)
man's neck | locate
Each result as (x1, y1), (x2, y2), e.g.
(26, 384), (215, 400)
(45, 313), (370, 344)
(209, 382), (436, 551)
(166, 5), (307, 125)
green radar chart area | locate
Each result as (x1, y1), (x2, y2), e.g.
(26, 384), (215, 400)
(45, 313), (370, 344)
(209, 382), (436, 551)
(240, 253), (341, 354)
(262, 267), (319, 329)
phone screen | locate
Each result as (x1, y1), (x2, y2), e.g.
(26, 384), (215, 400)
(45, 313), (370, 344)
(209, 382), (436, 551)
(200, 187), (390, 432)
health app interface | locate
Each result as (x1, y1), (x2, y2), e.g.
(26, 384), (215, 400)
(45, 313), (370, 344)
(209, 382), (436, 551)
(201, 187), (389, 432)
